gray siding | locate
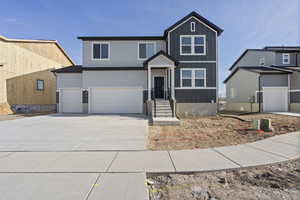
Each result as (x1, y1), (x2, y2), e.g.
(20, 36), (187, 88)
(169, 17), (217, 61)
(290, 91), (300, 103)
(260, 74), (288, 89)
(290, 71), (300, 90)
(175, 89), (216, 103)
(82, 71), (147, 89)
(275, 52), (298, 66)
(226, 69), (259, 103)
(57, 73), (82, 88)
(231, 50), (275, 71)
(175, 63), (216, 87)
(82, 40), (166, 67)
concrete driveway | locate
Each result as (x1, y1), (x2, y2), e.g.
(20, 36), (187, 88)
(0, 114), (148, 151)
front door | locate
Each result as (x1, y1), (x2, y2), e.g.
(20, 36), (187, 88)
(154, 77), (164, 99)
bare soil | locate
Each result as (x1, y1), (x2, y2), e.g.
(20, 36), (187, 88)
(0, 112), (54, 121)
(148, 159), (300, 200)
(148, 114), (300, 150)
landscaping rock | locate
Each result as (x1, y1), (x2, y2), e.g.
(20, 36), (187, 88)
(191, 186), (210, 200)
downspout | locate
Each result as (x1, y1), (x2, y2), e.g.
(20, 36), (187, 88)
(258, 74), (261, 112)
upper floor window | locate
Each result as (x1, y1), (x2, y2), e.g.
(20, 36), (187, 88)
(259, 57), (265, 66)
(190, 22), (196, 32)
(36, 79), (44, 91)
(180, 35), (206, 56)
(181, 68), (206, 88)
(93, 42), (109, 60)
(138, 42), (155, 59)
(282, 53), (290, 64)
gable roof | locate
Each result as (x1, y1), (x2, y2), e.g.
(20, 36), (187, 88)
(52, 65), (82, 73)
(224, 66), (293, 83)
(0, 35), (75, 65)
(163, 11), (223, 37)
(143, 50), (178, 67)
(228, 49), (269, 71)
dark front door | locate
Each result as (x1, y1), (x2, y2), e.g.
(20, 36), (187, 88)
(154, 77), (164, 99)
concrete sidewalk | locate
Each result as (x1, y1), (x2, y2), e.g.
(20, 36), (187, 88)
(0, 132), (298, 173)
(0, 132), (299, 200)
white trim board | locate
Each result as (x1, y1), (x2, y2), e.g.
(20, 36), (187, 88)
(179, 60), (216, 63)
(167, 16), (218, 35)
(175, 87), (216, 89)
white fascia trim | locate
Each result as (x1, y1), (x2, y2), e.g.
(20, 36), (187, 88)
(148, 64), (174, 68)
(91, 41), (110, 61)
(262, 87), (289, 89)
(180, 35), (206, 56)
(289, 90), (300, 92)
(179, 60), (216, 63)
(137, 41), (157, 60)
(175, 87), (216, 89)
(168, 16), (218, 34)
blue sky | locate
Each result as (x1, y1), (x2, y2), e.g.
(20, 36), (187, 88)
(1, 0), (299, 95)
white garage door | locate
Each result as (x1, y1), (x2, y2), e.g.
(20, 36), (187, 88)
(59, 88), (82, 113)
(89, 87), (143, 114)
(263, 87), (288, 112)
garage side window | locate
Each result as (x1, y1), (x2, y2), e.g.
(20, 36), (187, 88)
(36, 79), (44, 91)
(93, 43), (109, 60)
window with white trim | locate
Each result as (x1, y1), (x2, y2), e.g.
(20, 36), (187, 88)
(36, 79), (44, 91)
(180, 35), (205, 55)
(138, 42), (155, 59)
(259, 57), (265, 66)
(190, 22), (196, 32)
(181, 68), (206, 88)
(93, 43), (109, 60)
(282, 53), (290, 64)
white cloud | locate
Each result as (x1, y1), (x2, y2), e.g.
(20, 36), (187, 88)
(4, 18), (17, 22)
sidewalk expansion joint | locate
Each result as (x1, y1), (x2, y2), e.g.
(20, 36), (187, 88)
(212, 148), (242, 167)
(84, 173), (101, 200)
(105, 151), (119, 172)
(167, 151), (177, 172)
(270, 140), (299, 148)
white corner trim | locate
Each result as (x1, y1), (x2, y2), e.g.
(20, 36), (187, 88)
(137, 41), (157, 60)
(91, 41), (110, 61)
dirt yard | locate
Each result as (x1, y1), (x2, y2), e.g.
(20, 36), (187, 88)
(0, 112), (54, 121)
(148, 159), (300, 200)
(148, 113), (300, 150)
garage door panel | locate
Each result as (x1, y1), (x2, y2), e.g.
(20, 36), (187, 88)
(60, 89), (82, 113)
(90, 87), (143, 114)
(263, 87), (288, 112)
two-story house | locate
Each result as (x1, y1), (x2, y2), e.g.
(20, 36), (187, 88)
(224, 46), (300, 113)
(53, 11), (223, 121)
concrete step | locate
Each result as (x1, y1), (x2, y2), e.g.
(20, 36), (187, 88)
(151, 117), (181, 126)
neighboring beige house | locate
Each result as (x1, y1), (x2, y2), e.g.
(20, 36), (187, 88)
(0, 35), (74, 114)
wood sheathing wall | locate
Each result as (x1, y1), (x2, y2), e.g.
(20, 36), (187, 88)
(0, 39), (73, 114)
